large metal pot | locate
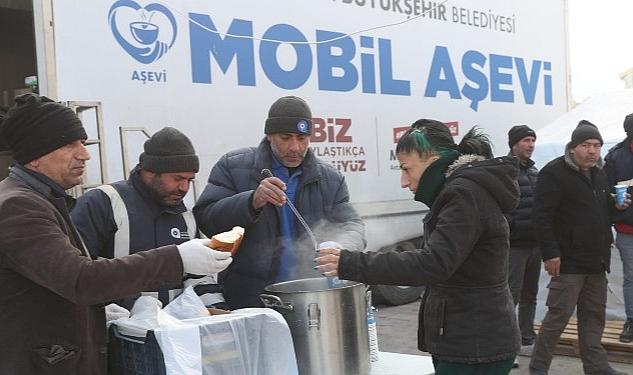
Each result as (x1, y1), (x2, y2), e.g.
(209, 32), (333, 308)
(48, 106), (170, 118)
(260, 277), (370, 375)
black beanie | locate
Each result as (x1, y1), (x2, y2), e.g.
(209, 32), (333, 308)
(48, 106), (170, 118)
(139, 127), (199, 173)
(507, 125), (536, 148)
(623, 113), (633, 138)
(0, 93), (87, 164)
(570, 120), (603, 148)
(264, 96), (312, 135)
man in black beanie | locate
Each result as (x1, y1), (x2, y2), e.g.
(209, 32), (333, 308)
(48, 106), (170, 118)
(530, 120), (629, 375)
(0, 94), (231, 375)
(506, 125), (540, 366)
(72, 126), (230, 309)
(194, 95), (366, 309)
(605, 113), (633, 343)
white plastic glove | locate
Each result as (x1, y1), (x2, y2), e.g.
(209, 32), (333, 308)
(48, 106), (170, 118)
(105, 303), (130, 323)
(177, 238), (232, 276)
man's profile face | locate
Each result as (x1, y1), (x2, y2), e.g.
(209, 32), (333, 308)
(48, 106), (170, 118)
(28, 139), (90, 189)
(147, 171), (195, 206)
(512, 136), (536, 162)
(267, 132), (310, 168)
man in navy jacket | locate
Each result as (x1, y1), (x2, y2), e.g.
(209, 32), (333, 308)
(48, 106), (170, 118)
(194, 96), (366, 309)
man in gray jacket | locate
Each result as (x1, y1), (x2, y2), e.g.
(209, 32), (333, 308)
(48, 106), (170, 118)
(194, 96), (365, 309)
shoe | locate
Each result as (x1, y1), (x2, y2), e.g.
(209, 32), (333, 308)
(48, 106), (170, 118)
(512, 356), (519, 368)
(519, 343), (534, 357)
(602, 367), (627, 375)
(529, 367), (548, 375)
(619, 319), (633, 343)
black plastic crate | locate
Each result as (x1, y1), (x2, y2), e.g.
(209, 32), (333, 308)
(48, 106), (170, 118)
(108, 325), (166, 375)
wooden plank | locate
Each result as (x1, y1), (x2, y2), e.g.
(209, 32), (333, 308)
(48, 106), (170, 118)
(532, 320), (633, 363)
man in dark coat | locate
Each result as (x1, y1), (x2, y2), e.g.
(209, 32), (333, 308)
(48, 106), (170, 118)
(529, 121), (629, 375)
(72, 127), (228, 310)
(506, 125), (540, 361)
(604, 113), (633, 343)
(194, 96), (365, 309)
(0, 94), (231, 375)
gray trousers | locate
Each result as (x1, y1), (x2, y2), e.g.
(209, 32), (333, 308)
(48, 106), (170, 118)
(508, 246), (541, 345)
(530, 273), (609, 374)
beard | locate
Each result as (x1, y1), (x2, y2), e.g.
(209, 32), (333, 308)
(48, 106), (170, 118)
(147, 175), (185, 206)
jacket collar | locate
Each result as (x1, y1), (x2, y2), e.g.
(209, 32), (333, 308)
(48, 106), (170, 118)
(563, 143), (603, 172)
(9, 164), (76, 209)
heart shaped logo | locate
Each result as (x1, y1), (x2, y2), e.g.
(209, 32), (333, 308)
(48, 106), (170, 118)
(108, 0), (177, 64)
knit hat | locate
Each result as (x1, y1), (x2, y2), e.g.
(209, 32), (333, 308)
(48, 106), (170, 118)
(139, 127), (199, 173)
(507, 125), (536, 148)
(0, 93), (87, 164)
(264, 96), (312, 135)
(623, 113), (633, 138)
(569, 120), (603, 148)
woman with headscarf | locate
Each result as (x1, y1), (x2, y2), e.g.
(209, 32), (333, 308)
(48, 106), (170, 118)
(316, 119), (521, 374)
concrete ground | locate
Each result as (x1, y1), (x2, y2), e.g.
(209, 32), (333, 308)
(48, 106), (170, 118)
(375, 285), (633, 374)
(375, 247), (633, 374)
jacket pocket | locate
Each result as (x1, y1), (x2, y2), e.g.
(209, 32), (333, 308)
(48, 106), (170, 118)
(31, 343), (80, 370)
(423, 297), (447, 347)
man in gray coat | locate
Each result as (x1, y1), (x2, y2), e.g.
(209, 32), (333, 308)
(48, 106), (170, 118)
(194, 96), (365, 309)
(0, 94), (231, 375)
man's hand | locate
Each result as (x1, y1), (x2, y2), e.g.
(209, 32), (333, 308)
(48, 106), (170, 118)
(544, 257), (561, 277)
(177, 239), (233, 276)
(614, 192), (632, 211)
(252, 177), (287, 210)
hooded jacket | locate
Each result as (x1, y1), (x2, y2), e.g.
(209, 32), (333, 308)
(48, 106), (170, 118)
(534, 146), (613, 273)
(339, 155), (520, 364)
(193, 139), (365, 309)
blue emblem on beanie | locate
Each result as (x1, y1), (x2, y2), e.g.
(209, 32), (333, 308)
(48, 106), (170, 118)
(297, 120), (309, 134)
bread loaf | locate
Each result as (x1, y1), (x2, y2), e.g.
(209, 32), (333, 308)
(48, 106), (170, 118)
(210, 226), (245, 255)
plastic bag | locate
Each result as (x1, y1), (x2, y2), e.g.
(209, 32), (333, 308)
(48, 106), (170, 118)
(163, 286), (210, 320)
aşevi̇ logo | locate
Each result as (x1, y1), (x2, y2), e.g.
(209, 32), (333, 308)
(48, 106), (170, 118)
(108, 0), (177, 64)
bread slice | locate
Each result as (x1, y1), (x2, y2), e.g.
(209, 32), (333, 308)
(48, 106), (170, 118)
(210, 226), (245, 255)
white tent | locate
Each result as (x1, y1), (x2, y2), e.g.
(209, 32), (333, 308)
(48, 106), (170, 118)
(532, 89), (633, 168)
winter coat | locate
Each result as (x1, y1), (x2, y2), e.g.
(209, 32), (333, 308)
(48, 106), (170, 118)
(0, 166), (183, 375)
(508, 158), (538, 247)
(339, 155), (521, 364)
(71, 166), (197, 308)
(72, 167), (195, 259)
(533, 148), (613, 274)
(193, 139), (365, 309)
(605, 140), (633, 227)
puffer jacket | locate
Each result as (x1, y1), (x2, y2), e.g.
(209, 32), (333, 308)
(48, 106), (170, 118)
(193, 139), (365, 309)
(605, 140), (633, 227)
(339, 155), (520, 364)
(508, 158), (538, 247)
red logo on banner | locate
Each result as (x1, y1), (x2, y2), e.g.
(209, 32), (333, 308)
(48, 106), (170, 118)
(445, 121), (459, 136)
(393, 127), (410, 143)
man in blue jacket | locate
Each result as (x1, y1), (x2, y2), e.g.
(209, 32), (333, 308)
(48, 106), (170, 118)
(194, 96), (366, 309)
(604, 113), (633, 343)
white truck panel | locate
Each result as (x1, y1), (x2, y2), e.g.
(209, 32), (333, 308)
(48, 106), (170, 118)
(44, 0), (569, 249)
